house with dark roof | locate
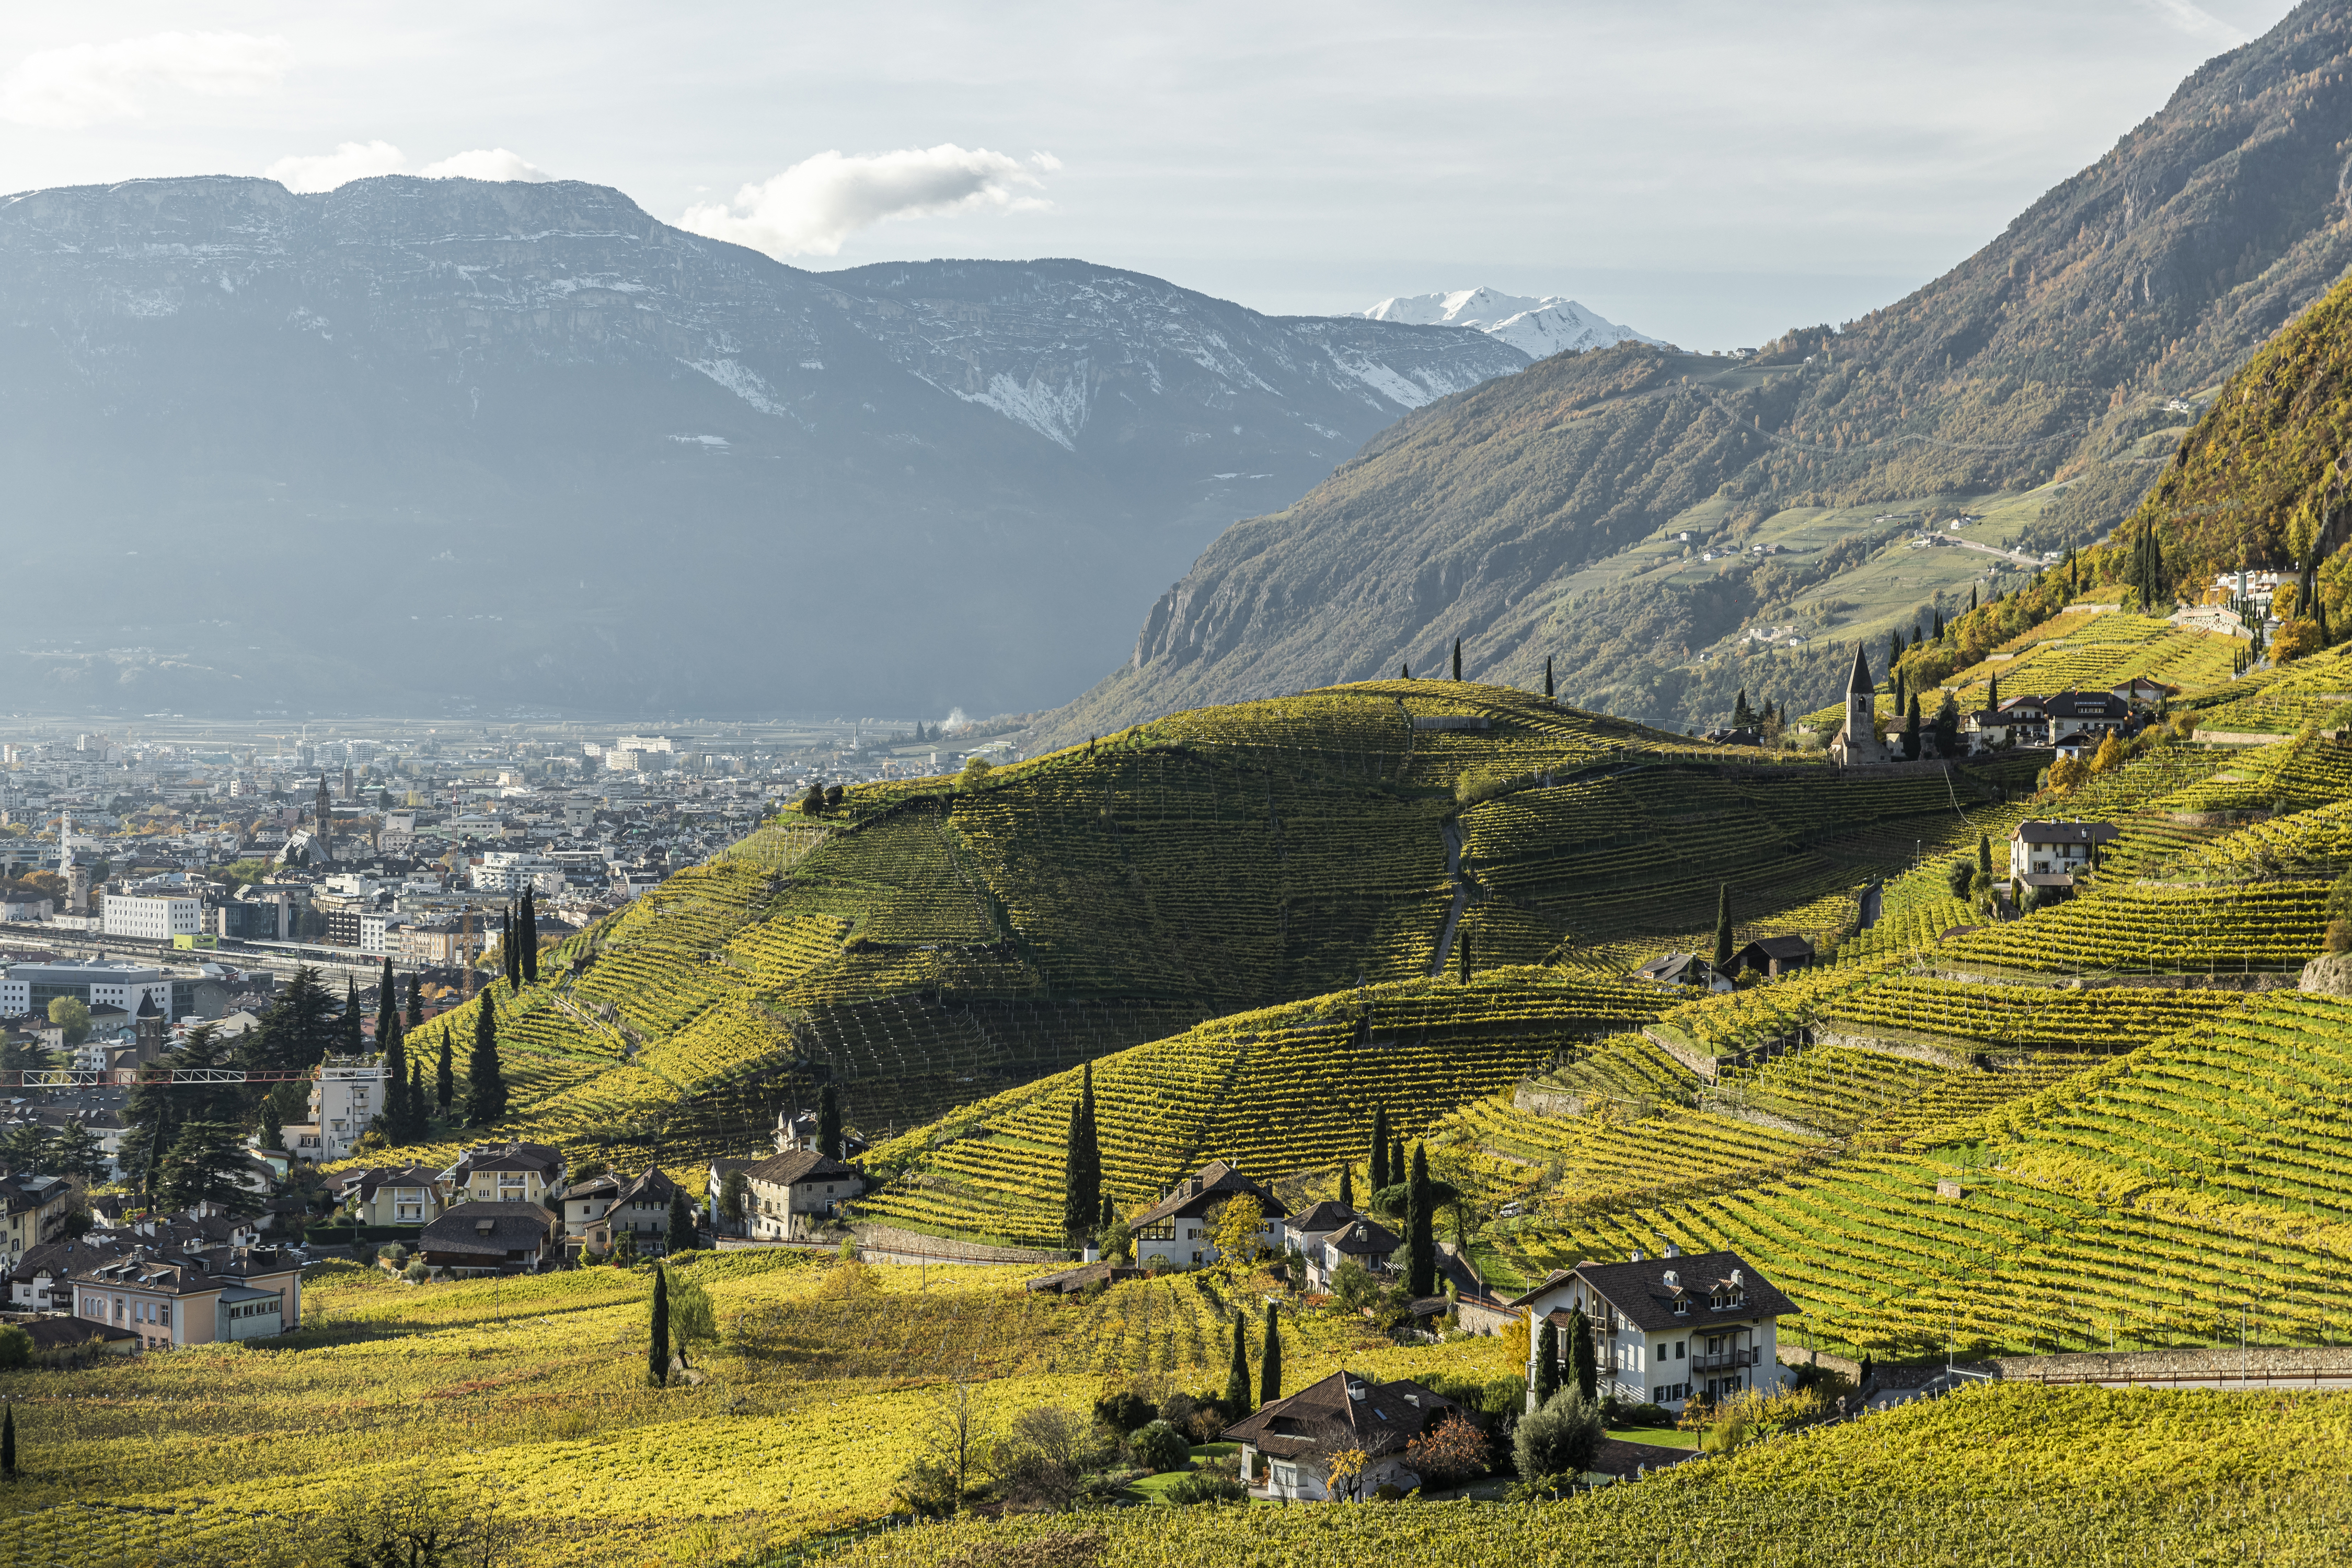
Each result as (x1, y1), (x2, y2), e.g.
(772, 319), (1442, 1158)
(1224, 1370), (1466, 1502)
(552, 1170), (627, 1248)
(338, 1165), (443, 1227)
(66, 1242), (305, 1350)
(1129, 1161), (1288, 1271)
(439, 1142), (564, 1209)
(740, 1148), (864, 1241)
(1508, 1246), (1797, 1412)
(2044, 689), (2130, 742)
(2007, 819), (2119, 884)
(1297, 1212), (1399, 1294)
(598, 1167), (691, 1254)
(1, 1172), (77, 1262)
(1727, 935), (1815, 979)
(414, 1201), (559, 1275)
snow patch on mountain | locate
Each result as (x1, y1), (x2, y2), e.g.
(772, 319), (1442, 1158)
(679, 357), (788, 418)
(927, 370), (1092, 452)
(1358, 287), (1662, 360)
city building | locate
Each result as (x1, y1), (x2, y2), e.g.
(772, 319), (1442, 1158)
(0, 957), (181, 1021)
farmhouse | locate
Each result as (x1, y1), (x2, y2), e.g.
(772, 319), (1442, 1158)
(414, 1202), (560, 1275)
(337, 1165), (443, 1227)
(1226, 1370), (1467, 1501)
(1512, 1247), (1796, 1412)
(2009, 819), (2118, 882)
(740, 1148), (864, 1241)
(1129, 1161), (1288, 1271)
(1727, 935), (1815, 979)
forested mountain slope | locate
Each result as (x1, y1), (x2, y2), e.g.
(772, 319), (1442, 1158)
(1046, 1), (2352, 743)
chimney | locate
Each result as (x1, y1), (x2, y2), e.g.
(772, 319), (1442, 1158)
(1663, 1240), (1681, 1259)
(1630, 1248), (1645, 1262)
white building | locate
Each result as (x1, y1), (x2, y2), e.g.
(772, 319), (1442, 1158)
(281, 1058), (388, 1163)
(1511, 1247), (1796, 1413)
(2009, 820), (2120, 881)
(101, 895), (202, 942)
(1129, 1161), (1289, 1271)
(472, 852), (562, 895)
(0, 958), (175, 1020)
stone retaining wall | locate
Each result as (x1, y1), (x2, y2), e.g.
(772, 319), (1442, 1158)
(851, 1223), (1066, 1266)
(1995, 1346), (2352, 1380)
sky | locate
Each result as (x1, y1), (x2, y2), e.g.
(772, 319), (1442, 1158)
(0, 1), (2302, 349)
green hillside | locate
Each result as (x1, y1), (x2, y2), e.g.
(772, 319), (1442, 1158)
(345, 681), (2020, 1178)
(1045, 3), (2352, 744)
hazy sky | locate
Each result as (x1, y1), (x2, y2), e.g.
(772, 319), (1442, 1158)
(0, 1), (2301, 348)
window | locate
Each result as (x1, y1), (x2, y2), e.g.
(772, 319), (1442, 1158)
(1676, 1340), (1686, 1359)
(159, 1304), (169, 1326)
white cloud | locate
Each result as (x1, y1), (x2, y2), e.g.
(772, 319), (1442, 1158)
(1029, 150), (1064, 172)
(419, 148), (553, 182)
(678, 143), (1050, 258)
(266, 141), (407, 194)
(0, 30), (292, 128)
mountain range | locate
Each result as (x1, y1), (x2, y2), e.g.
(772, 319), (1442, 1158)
(0, 179), (1528, 719)
(1042, 0), (2352, 743)
(1357, 287), (1660, 359)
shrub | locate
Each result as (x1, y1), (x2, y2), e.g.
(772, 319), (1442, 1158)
(1513, 1387), (1602, 1486)
(2327, 919), (2352, 954)
(1165, 1457), (1248, 1504)
(2274, 618), (2323, 663)
(1128, 1420), (1190, 1474)
(1092, 1389), (1155, 1435)
(0, 1325), (30, 1368)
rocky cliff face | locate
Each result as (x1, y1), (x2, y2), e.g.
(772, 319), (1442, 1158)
(0, 176), (1526, 718)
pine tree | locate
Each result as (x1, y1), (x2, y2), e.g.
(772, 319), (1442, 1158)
(1714, 883), (1733, 970)
(817, 1082), (843, 1160)
(463, 1000), (507, 1126)
(520, 889), (540, 984)
(1337, 1164), (1354, 1209)
(648, 1267), (671, 1386)
(1567, 1307), (1598, 1400)
(1406, 1143), (1435, 1297)
(1225, 1311), (1251, 1413)
(1369, 1106), (1389, 1191)
(1532, 1318), (1560, 1405)
(1451, 639), (1462, 681)
(436, 1031), (454, 1115)
(1259, 1303), (1282, 1407)
(161, 1121), (259, 1214)
(1544, 656), (1554, 699)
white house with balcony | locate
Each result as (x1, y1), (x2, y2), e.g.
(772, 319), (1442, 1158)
(1510, 1246), (1797, 1412)
(1128, 1161), (1289, 1271)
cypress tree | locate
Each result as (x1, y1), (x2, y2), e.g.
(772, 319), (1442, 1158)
(1400, 662), (1409, 679)
(341, 979), (362, 1056)
(1977, 832), (1993, 882)
(667, 1184), (697, 1253)
(380, 1014), (408, 1137)
(406, 974), (424, 1033)
(648, 1267), (671, 1385)
(1063, 1100), (1089, 1243)
(375, 956), (397, 1043)
(435, 1030), (454, 1114)
(3, 1403), (14, 1478)
(1406, 1144), (1435, 1297)
(1903, 693), (1922, 760)
(1970, 583), (1979, 612)
(1098, 1193), (1114, 1233)
(503, 907), (521, 993)
(1714, 883), (1733, 970)
(1225, 1312), (1251, 1413)
(1544, 656), (1554, 699)
(520, 889), (540, 984)
(1534, 1318), (1561, 1405)
(463, 1000), (507, 1125)
(1370, 1106), (1389, 1191)
(1733, 688), (1752, 727)
(1390, 1135), (1405, 1194)
(1567, 1306), (1599, 1400)
(408, 1059), (426, 1139)
(1458, 930), (1471, 984)
(817, 1082), (843, 1160)
(1451, 639), (1462, 681)
(1337, 1164), (1354, 1209)
(1259, 1303), (1282, 1407)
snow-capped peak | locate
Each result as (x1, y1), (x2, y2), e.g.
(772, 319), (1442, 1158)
(1357, 287), (1662, 361)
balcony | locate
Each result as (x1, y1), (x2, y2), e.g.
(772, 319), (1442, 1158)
(1690, 1347), (1761, 1373)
